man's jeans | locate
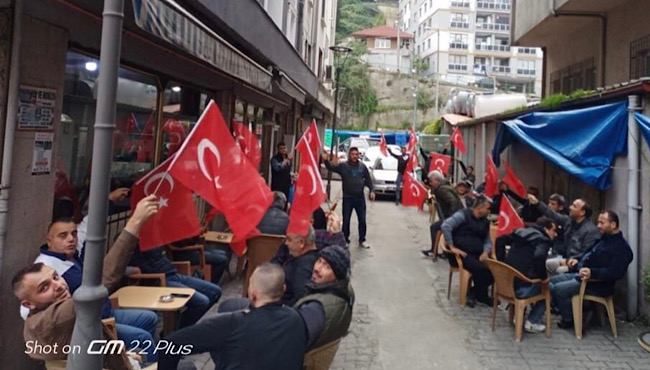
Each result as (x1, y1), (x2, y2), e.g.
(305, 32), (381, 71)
(166, 274), (222, 327)
(550, 273), (582, 322)
(515, 284), (545, 324)
(114, 308), (158, 362)
(342, 196), (367, 243)
(429, 220), (443, 252)
(395, 173), (403, 203)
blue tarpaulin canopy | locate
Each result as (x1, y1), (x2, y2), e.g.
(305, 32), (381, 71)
(634, 113), (650, 151)
(492, 101), (628, 190)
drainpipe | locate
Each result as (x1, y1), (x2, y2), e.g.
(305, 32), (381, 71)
(67, 0), (125, 368)
(549, 1), (607, 87)
(626, 94), (642, 321)
(480, 122), (486, 184)
(0, 0), (23, 287)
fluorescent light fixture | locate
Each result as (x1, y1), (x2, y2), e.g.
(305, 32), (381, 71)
(85, 62), (98, 71)
(171, 86), (181, 92)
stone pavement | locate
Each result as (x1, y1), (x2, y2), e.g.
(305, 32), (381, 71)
(183, 186), (649, 370)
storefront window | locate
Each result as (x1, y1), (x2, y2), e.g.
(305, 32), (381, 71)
(58, 51), (159, 220)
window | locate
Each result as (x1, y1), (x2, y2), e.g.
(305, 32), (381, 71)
(451, 13), (469, 29)
(59, 51), (159, 221)
(450, 33), (468, 49)
(517, 60), (536, 75)
(374, 38), (391, 49)
(449, 54), (468, 71)
(630, 34), (650, 79)
(551, 57), (596, 94)
(417, 45), (421, 55)
(427, 39), (431, 49)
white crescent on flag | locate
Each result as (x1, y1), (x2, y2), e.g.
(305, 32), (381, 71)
(434, 158), (446, 170)
(306, 165), (318, 196)
(198, 138), (222, 188)
(144, 172), (175, 196)
(410, 182), (421, 197)
(498, 211), (510, 232)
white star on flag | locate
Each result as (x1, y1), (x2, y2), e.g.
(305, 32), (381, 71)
(158, 197), (169, 208)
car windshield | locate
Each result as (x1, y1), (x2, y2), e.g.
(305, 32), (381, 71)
(374, 157), (398, 171)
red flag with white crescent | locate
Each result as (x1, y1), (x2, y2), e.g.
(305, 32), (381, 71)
(450, 127), (467, 153)
(501, 159), (527, 198)
(287, 141), (327, 235)
(131, 155), (201, 251)
(167, 100), (273, 252)
(406, 127), (418, 153)
(232, 120), (262, 170)
(485, 155), (500, 198)
(402, 172), (427, 210)
(497, 195), (524, 237)
(296, 119), (322, 160)
(379, 133), (388, 157)
(429, 152), (451, 175)
(163, 118), (188, 158)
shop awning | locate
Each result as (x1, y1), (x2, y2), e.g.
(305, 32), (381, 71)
(492, 101), (628, 190)
(132, 0), (272, 92)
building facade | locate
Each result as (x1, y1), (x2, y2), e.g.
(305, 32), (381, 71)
(0, 0), (337, 368)
(352, 25), (414, 72)
(398, 0), (543, 96)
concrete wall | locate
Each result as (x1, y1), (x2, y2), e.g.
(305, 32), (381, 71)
(512, 0), (557, 42)
(0, 15), (68, 370)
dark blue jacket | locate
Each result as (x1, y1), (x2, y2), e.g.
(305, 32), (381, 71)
(324, 160), (373, 198)
(574, 232), (633, 297)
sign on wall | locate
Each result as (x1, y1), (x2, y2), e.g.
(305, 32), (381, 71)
(32, 132), (53, 175)
(18, 85), (56, 130)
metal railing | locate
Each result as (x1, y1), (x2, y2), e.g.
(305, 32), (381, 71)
(477, 1), (511, 11)
(449, 63), (469, 71)
(450, 42), (469, 50)
(476, 23), (510, 32)
(475, 44), (511, 52)
(450, 21), (470, 29)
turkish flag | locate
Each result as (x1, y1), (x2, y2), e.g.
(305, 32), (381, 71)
(296, 119), (322, 160)
(131, 155), (201, 251)
(406, 127), (418, 153)
(405, 148), (419, 173)
(137, 112), (156, 162)
(233, 121), (262, 170)
(497, 195), (524, 237)
(287, 142), (327, 235)
(450, 127), (467, 154)
(168, 100), (273, 248)
(163, 118), (188, 158)
(429, 152), (451, 175)
(485, 155), (500, 198)
(501, 159), (527, 198)
(402, 172), (427, 210)
(126, 113), (138, 135)
(379, 133), (388, 157)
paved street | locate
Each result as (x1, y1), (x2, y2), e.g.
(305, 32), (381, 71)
(188, 184), (649, 370)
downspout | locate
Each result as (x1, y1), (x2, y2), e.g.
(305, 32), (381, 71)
(480, 122), (486, 185)
(626, 94), (642, 320)
(0, 0), (23, 285)
(550, 1), (607, 87)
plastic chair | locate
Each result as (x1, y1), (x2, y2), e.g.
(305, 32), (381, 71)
(303, 339), (342, 370)
(242, 234), (286, 297)
(440, 240), (472, 307)
(484, 259), (551, 342)
(571, 279), (617, 340)
(165, 243), (213, 282)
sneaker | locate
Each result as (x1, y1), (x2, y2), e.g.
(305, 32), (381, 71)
(557, 320), (574, 329)
(421, 250), (433, 257)
(359, 241), (370, 249)
(524, 320), (546, 333)
(476, 296), (494, 307)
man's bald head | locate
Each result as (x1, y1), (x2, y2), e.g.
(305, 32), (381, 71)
(248, 263), (285, 307)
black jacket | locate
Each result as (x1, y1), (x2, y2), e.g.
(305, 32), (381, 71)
(257, 198), (289, 235)
(388, 148), (410, 175)
(159, 302), (307, 370)
(324, 160), (373, 198)
(574, 232), (633, 297)
(503, 225), (553, 289)
(271, 153), (292, 193)
(272, 249), (320, 305)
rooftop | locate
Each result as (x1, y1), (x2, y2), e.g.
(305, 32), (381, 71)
(352, 25), (414, 40)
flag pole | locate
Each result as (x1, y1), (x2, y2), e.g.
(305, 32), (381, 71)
(67, 0), (125, 368)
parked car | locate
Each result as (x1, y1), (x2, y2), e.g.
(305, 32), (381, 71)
(369, 156), (398, 196)
(362, 145), (400, 169)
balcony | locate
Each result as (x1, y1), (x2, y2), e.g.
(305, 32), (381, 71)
(475, 44), (511, 53)
(476, 23), (510, 33)
(450, 1), (470, 8)
(477, 1), (511, 12)
(517, 68), (536, 76)
(449, 42), (469, 50)
(492, 65), (511, 74)
(450, 21), (470, 29)
(517, 47), (538, 55)
(449, 63), (469, 72)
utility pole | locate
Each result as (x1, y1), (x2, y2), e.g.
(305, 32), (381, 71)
(395, 19), (401, 73)
(412, 81), (418, 130)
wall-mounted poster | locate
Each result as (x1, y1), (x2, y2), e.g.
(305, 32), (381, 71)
(32, 132), (53, 175)
(18, 85), (56, 130)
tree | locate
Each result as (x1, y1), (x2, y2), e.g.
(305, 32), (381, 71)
(412, 56), (429, 74)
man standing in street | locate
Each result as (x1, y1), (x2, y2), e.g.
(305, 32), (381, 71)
(388, 146), (410, 205)
(422, 170), (463, 258)
(323, 147), (375, 249)
(271, 142), (293, 200)
(527, 194), (600, 275)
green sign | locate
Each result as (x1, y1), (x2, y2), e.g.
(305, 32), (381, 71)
(324, 130), (332, 147)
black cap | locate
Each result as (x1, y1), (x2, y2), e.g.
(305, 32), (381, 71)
(319, 246), (350, 281)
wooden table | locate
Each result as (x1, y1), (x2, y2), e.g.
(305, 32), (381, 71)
(110, 286), (195, 334)
(203, 231), (233, 244)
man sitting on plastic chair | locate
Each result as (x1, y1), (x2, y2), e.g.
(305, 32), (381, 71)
(550, 210), (633, 329)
